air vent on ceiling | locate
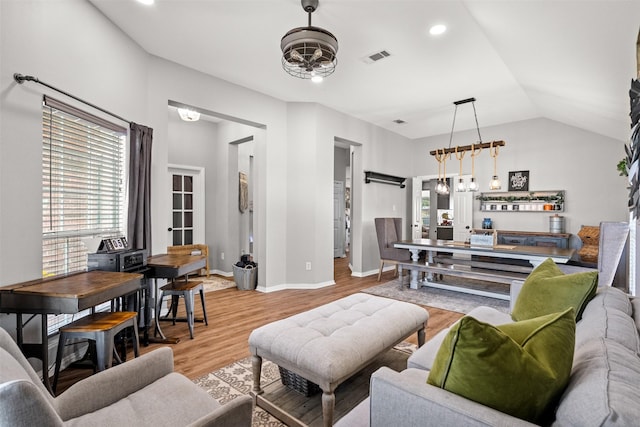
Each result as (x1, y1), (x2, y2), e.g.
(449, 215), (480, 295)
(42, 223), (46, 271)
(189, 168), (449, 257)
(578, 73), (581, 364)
(362, 50), (391, 64)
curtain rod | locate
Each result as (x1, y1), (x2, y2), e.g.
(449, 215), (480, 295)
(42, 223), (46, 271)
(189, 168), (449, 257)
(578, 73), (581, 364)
(13, 73), (131, 125)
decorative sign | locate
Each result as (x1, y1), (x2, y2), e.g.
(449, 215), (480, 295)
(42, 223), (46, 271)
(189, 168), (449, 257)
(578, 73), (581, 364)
(508, 170), (529, 191)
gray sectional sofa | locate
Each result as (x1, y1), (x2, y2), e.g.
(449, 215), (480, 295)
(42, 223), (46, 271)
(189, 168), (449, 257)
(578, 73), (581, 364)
(338, 283), (640, 426)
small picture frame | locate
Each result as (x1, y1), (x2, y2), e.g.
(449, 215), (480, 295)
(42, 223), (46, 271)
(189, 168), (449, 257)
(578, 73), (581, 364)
(508, 170), (529, 191)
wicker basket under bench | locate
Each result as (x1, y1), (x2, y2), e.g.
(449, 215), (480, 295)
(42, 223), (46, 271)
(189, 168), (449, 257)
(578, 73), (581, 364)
(278, 366), (321, 396)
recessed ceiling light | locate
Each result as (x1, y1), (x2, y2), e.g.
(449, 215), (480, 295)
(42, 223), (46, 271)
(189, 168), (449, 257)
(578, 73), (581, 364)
(137, 0), (155, 5)
(429, 24), (447, 36)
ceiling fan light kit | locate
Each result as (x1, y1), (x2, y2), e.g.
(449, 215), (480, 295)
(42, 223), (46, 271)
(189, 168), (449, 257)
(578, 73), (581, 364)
(281, 0), (338, 81)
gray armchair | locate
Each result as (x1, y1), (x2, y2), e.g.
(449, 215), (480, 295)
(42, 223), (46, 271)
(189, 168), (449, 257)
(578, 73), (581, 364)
(0, 326), (252, 427)
(374, 218), (411, 281)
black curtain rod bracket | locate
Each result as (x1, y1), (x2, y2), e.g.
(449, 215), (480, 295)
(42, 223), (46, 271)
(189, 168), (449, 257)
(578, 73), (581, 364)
(13, 73), (131, 124)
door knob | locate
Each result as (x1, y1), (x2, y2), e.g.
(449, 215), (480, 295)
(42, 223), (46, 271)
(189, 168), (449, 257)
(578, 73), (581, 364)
(167, 227), (173, 231)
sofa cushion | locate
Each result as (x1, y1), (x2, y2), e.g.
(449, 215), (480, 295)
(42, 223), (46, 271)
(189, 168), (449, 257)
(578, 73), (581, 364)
(584, 285), (633, 316)
(427, 308), (575, 424)
(407, 306), (512, 371)
(512, 258), (598, 322)
(576, 306), (640, 355)
(555, 338), (640, 426)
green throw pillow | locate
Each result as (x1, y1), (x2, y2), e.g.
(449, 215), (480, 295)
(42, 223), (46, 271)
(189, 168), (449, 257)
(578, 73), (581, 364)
(512, 258), (598, 322)
(427, 308), (575, 424)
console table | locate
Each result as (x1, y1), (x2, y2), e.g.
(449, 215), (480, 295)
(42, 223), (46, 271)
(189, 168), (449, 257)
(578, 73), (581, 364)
(0, 270), (143, 394)
(496, 230), (570, 249)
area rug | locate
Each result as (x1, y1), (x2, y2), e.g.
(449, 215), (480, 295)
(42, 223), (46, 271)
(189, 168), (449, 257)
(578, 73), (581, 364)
(200, 276), (236, 292)
(194, 342), (416, 427)
(362, 277), (510, 314)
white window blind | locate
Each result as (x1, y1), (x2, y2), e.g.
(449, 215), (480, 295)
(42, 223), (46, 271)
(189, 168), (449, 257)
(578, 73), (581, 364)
(42, 96), (126, 334)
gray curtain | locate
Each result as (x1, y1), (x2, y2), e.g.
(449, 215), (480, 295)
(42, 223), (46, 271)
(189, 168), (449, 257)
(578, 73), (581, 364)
(128, 123), (153, 250)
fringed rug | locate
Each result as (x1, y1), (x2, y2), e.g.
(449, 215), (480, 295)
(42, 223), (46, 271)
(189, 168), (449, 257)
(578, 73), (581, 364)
(200, 276), (236, 292)
(193, 342), (416, 427)
(362, 277), (510, 314)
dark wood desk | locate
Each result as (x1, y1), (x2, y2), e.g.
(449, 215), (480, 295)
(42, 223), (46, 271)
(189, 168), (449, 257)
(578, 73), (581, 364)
(146, 254), (206, 343)
(0, 270), (143, 393)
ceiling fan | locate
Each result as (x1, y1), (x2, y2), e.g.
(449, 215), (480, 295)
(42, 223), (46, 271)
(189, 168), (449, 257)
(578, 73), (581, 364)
(281, 0), (338, 82)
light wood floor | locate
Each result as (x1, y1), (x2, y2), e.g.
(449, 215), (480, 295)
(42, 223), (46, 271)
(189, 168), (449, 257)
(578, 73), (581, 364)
(55, 257), (462, 393)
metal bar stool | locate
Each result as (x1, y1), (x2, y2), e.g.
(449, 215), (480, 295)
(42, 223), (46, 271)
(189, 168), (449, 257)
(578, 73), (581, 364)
(157, 279), (208, 339)
(52, 311), (139, 393)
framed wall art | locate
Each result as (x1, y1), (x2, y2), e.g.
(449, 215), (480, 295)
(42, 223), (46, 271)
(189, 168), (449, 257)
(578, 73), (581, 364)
(508, 170), (529, 191)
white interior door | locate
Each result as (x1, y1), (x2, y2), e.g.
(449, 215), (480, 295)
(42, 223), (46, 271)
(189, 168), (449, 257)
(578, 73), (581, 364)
(411, 177), (423, 239)
(453, 177), (474, 242)
(168, 165), (205, 246)
(334, 181), (345, 257)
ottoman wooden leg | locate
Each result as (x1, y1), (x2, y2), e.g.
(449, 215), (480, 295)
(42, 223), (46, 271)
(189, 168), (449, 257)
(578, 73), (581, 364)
(417, 326), (426, 347)
(322, 390), (335, 427)
(251, 355), (263, 395)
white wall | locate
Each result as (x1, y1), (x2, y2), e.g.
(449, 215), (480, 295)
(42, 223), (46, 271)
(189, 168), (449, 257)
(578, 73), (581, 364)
(411, 118), (629, 237)
(0, 0), (149, 335)
(214, 121), (256, 273)
(2, 1), (633, 304)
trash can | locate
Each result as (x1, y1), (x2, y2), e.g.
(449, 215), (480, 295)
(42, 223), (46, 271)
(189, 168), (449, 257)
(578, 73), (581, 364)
(232, 263), (258, 290)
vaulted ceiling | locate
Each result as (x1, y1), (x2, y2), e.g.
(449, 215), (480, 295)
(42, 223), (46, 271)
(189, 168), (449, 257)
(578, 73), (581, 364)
(89, 0), (640, 142)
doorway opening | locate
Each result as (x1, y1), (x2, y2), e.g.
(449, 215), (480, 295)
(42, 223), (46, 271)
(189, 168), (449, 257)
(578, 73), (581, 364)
(334, 137), (362, 276)
(412, 175), (473, 243)
(167, 100), (266, 277)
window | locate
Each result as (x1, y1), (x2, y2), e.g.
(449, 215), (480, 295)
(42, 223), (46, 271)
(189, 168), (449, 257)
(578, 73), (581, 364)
(42, 96), (126, 333)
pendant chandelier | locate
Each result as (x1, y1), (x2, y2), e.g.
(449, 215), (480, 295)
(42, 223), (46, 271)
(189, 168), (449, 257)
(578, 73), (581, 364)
(430, 97), (506, 192)
(281, 0), (338, 83)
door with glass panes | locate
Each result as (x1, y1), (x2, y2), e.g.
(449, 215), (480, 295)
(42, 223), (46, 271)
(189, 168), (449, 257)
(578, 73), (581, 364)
(169, 166), (204, 246)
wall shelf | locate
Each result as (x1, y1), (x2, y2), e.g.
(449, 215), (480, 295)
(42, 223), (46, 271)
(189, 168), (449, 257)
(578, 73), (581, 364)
(364, 171), (406, 188)
(476, 190), (565, 212)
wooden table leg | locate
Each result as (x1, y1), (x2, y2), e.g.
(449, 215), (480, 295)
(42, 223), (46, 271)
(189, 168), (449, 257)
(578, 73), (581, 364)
(251, 355), (263, 397)
(321, 390), (335, 427)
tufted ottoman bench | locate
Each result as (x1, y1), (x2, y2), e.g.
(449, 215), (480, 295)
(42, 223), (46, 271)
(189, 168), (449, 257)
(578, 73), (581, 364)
(249, 293), (429, 426)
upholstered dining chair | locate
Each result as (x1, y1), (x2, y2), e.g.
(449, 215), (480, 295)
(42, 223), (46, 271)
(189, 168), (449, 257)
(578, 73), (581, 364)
(374, 218), (411, 281)
(597, 221), (629, 287)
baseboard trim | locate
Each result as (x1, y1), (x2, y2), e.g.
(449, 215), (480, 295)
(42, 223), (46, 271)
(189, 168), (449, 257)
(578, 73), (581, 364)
(211, 269), (232, 277)
(257, 280), (336, 293)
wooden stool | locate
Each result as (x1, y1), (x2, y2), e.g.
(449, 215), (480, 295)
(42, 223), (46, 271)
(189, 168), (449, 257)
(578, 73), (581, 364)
(158, 280), (208, 339)
(52, 311), (139, 393)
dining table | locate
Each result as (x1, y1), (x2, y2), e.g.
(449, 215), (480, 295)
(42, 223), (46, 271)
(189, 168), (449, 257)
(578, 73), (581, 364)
(0, 270), (143, 394)
(393, 239), (576, 296)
